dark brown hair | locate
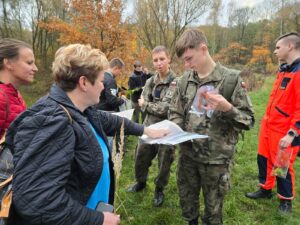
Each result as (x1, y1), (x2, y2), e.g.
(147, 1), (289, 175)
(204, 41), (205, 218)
(110, 57), (125, 69)
(175, 29), (208, 58)
(276, 32), (300, 50)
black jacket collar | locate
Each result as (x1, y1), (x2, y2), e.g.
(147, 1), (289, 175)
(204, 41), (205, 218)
(279, 58), (300, 72)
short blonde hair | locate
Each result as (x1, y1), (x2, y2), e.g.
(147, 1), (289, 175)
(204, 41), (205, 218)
(152, 45), (170, 57)
(52, 44), (109, 91)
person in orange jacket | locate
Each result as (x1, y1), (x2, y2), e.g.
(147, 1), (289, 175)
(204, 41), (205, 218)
(245, 32), (300, 213)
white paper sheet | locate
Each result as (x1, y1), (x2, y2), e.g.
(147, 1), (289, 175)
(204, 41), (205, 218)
(140, 120), (208, 145)
(112, 109), (134, 120)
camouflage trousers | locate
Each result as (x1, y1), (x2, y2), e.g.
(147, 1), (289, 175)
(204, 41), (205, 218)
(134, 141), (175, 188)
(131, 101), (146, 124)
(177, 152), (230, 225)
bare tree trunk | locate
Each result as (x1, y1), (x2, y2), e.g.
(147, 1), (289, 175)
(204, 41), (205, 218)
(279, 0), (284, 35)
(134, 0), (211, 59)
(1, 0), (10, 37)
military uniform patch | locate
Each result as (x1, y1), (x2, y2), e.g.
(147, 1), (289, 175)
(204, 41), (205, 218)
(170, 80), (177, 89)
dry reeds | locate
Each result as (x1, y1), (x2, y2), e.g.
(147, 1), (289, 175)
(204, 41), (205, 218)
(112, 120), (131, 224)
(112, 120), (125, 180)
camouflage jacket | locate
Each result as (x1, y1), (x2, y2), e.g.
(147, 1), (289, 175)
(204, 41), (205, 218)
(141, 70), (176, 126)
(169, 63), (255, 164)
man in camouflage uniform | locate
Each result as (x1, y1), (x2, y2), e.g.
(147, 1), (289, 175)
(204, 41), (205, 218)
(169, 29), (255, 225)
(127, 46), (176, 207)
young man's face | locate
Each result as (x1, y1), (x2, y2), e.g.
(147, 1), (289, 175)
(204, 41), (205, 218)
(274, 39), (290, 62)
(152, 51), (170, 75)
(181, 45), (205, 73)
(112, 67), (123, 77)
(134, 65), (143, 72)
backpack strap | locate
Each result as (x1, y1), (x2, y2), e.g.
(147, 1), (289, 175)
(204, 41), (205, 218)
(143, 75), (155, 100)
(148, 75), (155, 90)
(58, 104), (73, 123)
(0, 175), (13, 219)
(0, 175), (12, 188)
(0, 185), (12, 218)
(177, 71), (193, 96)
(220, 67), (240, 102)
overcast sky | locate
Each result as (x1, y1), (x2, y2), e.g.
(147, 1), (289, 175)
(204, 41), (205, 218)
(123, 0), (265, 25)
(238, 0), (264, 7)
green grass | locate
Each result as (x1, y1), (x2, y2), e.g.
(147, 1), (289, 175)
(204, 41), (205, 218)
(116, 76), (300, 225)
(21, 76), (300, 224)
(116, 136), (184, 225)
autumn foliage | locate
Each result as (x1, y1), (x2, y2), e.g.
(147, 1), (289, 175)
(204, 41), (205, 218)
(38, 0), (149, 87)
(213, 42), (249, 65)
(248, 46), (273, 74)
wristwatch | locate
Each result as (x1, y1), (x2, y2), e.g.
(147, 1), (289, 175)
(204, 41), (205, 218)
(287, 129), (298, 138)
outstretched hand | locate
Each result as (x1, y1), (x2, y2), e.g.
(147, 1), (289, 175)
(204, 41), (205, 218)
(144, 127), (169, 138)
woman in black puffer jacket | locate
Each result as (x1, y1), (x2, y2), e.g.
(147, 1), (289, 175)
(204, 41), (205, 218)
(6, 44), (167, 225)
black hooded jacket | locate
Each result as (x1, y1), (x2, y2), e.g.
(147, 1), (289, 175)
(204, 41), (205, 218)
(98, 72), (125, 111)
(128, 70), (148, 103)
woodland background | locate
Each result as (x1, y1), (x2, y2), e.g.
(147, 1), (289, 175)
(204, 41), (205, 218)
(2, 1), (300, 224)
(1, 0), (300, 102)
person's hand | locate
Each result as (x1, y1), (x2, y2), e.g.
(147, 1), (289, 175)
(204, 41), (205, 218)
(143, 67), (149, 74)
(120, 95), (128, 101)
(103, 212), (120, 225)
(279, 134), (294, 150)
(144, 127), (169, 138)
(138, 96), (144, 107)
(202, 92), (232, 112)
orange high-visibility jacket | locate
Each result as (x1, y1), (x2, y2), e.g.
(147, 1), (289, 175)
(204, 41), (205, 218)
(263, 59), (300, 138)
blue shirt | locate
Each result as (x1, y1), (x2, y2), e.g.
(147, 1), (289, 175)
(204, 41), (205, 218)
(86, 123), (110, 210)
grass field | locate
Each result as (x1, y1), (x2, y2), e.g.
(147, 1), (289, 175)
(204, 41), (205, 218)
(115, 76), (300, 225)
